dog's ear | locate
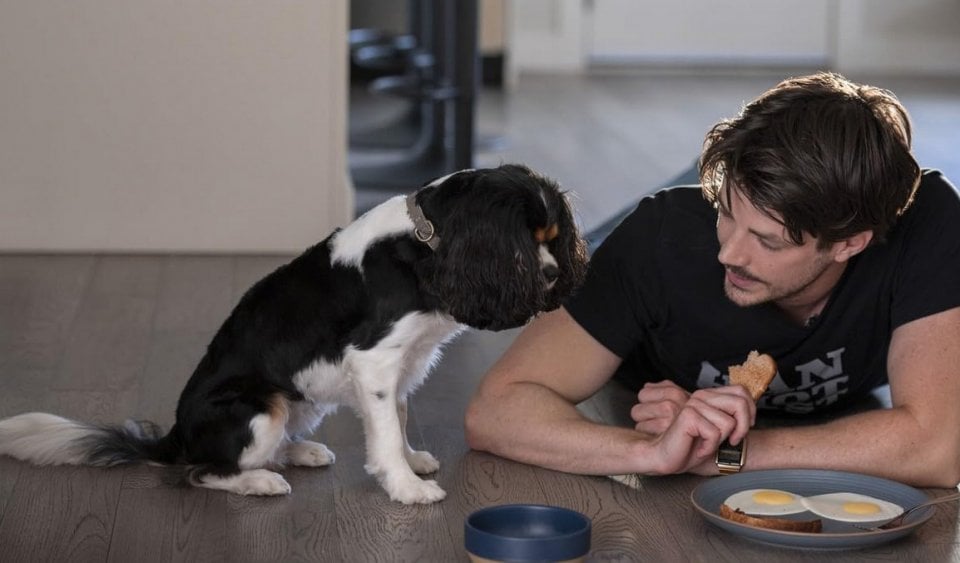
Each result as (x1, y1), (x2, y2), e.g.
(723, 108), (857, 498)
(423, 182), (547, 330)
(416, 165), (588, 330)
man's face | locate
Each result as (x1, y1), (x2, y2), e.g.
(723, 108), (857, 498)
(715, 185), (840, 309)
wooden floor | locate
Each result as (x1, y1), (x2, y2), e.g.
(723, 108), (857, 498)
(0, 253), (525, 561)
(2, 71), (960, 561)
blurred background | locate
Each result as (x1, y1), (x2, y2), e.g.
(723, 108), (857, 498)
(349, 0), (960, 241)
(1, 0), (958, 253)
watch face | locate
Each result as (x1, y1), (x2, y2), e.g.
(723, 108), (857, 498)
(716, 441), (744, 464)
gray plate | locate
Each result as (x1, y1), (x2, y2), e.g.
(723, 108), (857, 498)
(691, 469), (934, 550)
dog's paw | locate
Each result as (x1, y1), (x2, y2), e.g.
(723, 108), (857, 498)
(286, 440), (336, 467)
(237, 469), (292, 496)
(406, 450), (440, 474)
(387, 477), (447, 504)
(199, 469), (292, 496)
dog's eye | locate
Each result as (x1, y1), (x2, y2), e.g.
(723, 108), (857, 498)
(534, 224), (559, 243)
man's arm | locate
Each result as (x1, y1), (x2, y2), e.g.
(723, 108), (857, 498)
(465, 306), (756, 476)
(745, 306), (960, 487)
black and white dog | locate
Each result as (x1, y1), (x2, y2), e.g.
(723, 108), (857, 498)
(0, 164), (586, 504)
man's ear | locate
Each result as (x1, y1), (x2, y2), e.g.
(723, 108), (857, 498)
(831, 230), (874, 262)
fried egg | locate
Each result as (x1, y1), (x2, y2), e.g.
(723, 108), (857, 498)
(800, 492), (904, 523)
(723, 488), (807, 516)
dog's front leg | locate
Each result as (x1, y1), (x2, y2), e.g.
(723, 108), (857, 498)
(398, 398), (440, 474)
(350, 360), (446, 504)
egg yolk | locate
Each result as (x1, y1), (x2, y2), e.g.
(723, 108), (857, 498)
(752, 490), (796, 505)
(842, 501), (881, 515)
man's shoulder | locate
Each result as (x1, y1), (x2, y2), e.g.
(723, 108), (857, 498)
(585, 184), (706, 253)
(595, 184), (716, 269)
(897, 169), (960, 233)
(911, 169), (959, 209)
(624, 185), (712, 229)
(917, 169), (960, 203)
(867, 169), (960, 329)
(648, 184), (710, 206)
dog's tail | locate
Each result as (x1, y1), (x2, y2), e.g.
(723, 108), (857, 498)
(0, 412), (181, 467)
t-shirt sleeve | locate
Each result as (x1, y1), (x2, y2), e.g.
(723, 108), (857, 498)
(565, 198), (664, 359)
(891, 170), (960, 328)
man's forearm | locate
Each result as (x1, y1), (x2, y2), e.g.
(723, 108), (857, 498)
(465, 381), (655, 475)
(745, 407), (960, 487)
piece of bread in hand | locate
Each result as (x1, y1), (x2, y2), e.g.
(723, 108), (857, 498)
(729, 350), (777, 401)
(719, 503), (823, 533)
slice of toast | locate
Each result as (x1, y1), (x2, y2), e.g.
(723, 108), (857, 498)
(719, 503), (822, 533)
(729, 351), (777, 401)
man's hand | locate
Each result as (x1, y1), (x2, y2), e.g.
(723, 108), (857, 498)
(643, 386), (756, 474)
(631, 380), (691, 434)
(632, 381), (756, 442)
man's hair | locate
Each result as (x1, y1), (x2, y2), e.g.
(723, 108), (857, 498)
(700, 72), (921, 248)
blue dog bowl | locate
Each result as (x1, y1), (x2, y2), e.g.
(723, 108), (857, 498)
(464, 504), (591, 562)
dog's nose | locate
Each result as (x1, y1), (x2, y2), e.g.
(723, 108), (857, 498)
(542, 264), (560, 284)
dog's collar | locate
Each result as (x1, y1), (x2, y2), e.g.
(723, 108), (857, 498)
(405, 192), (440, 251)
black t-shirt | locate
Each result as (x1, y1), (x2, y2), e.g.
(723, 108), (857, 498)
(566, 170), (960, 414)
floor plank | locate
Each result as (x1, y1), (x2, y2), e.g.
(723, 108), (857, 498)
(224, 472), (339, 563)
(109, 486), (228, 563)
(0, 465), (123, 561)
(52, 256), (162, 403)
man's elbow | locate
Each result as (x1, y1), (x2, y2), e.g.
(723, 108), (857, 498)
(928, 451), (960, 488)
(463, 395), (491, 452)
(919, 465), (960, 489)
(934, 471), (960, 489)
(910, 442), (960, 488)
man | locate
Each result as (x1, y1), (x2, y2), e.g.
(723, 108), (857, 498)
(465, 72), (960, 487)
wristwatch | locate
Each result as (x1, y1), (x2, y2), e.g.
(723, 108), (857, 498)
(715, 436), (748, 475)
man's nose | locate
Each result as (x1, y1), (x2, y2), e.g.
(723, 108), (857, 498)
(718, 232), (748, 268)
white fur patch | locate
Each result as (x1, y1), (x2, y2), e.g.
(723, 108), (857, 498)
(238, 400), (289, 469)
(539, 244), (558, 269)
(426, 169), (473, 188)
(330, 196), (412, 269)
(285, 440), (335, 466)
(291, 312), (461, 409)
(197, 468), (291, 496)
(0, 413), (95, 465)
(292, 359), (353, 409)
(539, 244), (559, 289)
(285, 396), (339, 440)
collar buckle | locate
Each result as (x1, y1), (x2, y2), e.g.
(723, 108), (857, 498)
(405, 193), (440, 251)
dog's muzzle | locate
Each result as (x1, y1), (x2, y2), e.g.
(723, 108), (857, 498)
(538, 245), (560, 289)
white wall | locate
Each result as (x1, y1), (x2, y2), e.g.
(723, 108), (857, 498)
(0, 1), (352, 253)
(506, 0), (584, 82)
(587, 0), (830, 67)
(507, 0), (960, 76)
(835, 0), (960, 75)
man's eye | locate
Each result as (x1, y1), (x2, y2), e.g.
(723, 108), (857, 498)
(759, 238), (783, 251)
